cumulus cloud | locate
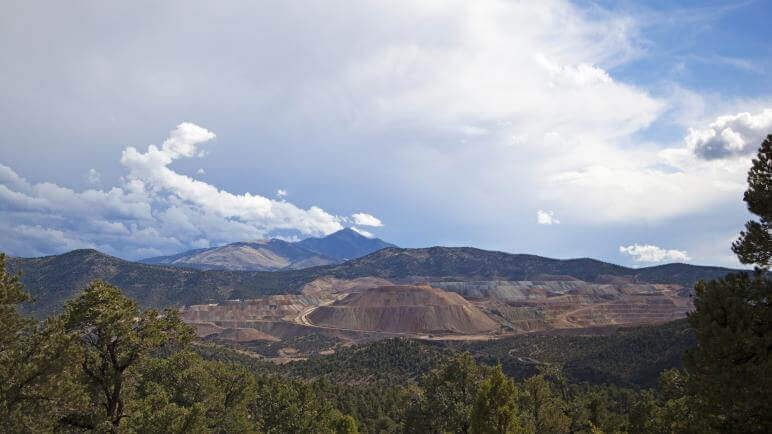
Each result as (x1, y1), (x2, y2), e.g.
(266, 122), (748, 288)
(276, 189), (287, 198)
(685, 109), (772, 160)
(0, 123), (378, 258)
(536, 210), (560, 225)
(351, 212), (383, 227)
(120, 123), (344, 236)
(619, 244), (691, 263)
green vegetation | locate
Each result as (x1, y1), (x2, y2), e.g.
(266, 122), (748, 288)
(0, 253), (83, 432)
(464, 320), (695, 388)
(217, 333), (345, 357)
(0, 261), (359, 433)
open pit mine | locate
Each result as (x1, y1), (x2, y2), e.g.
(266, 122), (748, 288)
(180, 275), (693, 356)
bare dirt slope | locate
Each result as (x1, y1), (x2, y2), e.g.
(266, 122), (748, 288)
(307, 285), (498, 334)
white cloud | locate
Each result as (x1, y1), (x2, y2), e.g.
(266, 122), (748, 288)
(119, 123), (345, 236)
(350, 226), (374, 238)
(536, 210), (560, 225)
(86, 169), (101, 184)
(619, 244), (691, 263)
(544, 108), (771, 224)
(459, 125), (489, 136)
(276, 189), (287, 197)
(0, 123), (379, 258)
(197, 168), (205, 175)
(685, 108), (772, 160)
(0, 0), (763, 263)
(0, 1), (664, 237)
(351, 212), (383, 227)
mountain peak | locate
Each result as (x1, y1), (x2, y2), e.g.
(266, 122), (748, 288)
(297, 228), (396, 261)
(328, 227), (368, 238)
(139, 229), (397, 271)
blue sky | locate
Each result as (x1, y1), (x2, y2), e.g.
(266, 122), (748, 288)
(1, 0), (771, 267)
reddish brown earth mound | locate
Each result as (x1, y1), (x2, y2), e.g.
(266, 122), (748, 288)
(307, 285), (498, 334)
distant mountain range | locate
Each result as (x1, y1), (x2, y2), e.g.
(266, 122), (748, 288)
(139, 228), (396, 271)
(6, 246), (745, 317)
(322, 247), (739, 285)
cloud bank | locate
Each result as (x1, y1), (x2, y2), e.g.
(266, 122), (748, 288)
(0, 0), (767, 266)
(0, 123), (380, 258)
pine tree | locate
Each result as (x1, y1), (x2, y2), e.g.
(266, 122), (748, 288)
(59, 280), (194, 432)
(0, 254), (84, 432)
(471, 365), (521, 434)
(684, 135), (772, 433)
(732, 134), (772, 267)
(520, 374), (570, 434)
(411, 353), (485, 433)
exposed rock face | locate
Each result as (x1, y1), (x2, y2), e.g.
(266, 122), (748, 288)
(428, 280), (693, 332)
(181, 295), (324, 323)
(299, 277), (394, 297)
(307, 285), (498, 334)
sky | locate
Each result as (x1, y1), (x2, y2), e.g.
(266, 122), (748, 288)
(1, 0), (771, 267)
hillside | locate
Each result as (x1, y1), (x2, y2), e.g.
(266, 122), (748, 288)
(7, 246), (743, 317)
(321, 247), (741, 286)
(140, 228), (396, 271)
(141, 240), (338, 271)
(221, 319), (695, 389)
(6, 249), (308, 316)
(464, 319), (696, 388)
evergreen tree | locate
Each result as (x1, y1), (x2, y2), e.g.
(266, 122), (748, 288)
(732, 134), (772, 267)
(59, 280), (194, 432)
(684, 135), (772, 433)
(0, 254), (84, 432)
(519, 374), (570, 434)
(251, 375), (348, 433)
(685, 274), (771, 432)
(129, 351), (257, 433)
(471, 365), (521, 434)
(406, 353), (485, 433)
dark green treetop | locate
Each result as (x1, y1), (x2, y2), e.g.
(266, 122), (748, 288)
(685, 135), (772, 433)
(732, 134), (772, 268)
